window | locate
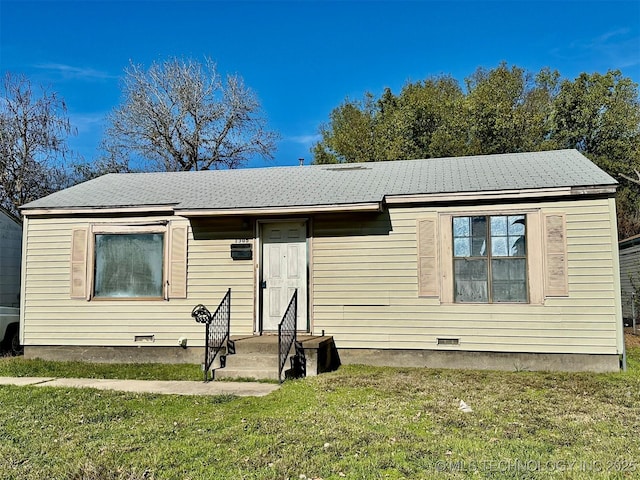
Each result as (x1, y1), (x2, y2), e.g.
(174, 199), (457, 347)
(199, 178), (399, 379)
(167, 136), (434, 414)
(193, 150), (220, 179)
(453, 215), (527, 303)
(70, 223), (188, 301)
(94, 233), (164, 298)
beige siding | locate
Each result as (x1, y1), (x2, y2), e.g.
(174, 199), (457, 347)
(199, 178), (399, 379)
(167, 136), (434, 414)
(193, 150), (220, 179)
(312, 198), (622, 355)
(23, 196), (622, 357)
(22, 215), (255, 347)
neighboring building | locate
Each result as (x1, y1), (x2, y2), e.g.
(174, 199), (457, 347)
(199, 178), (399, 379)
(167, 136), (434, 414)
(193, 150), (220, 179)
(0, 206), (23, 354)
(0, 207), (22, 308)
(618, 234), (640, 324)
(19, 150), (624, 372)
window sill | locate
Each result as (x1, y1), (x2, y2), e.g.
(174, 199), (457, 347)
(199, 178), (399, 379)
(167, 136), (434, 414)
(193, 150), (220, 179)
(91, 297), (166, 302)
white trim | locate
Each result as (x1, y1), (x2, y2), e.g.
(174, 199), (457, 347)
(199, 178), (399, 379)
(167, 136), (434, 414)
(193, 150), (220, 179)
(91, 224), (168, 234)
(22, 205), (176, 217)
(570, 186), (617, 195)
(177, 203), (382, 217)
(384, 187), (574, 204)
(609, 197), (625, 355)
(19, 216), (28, 345)
(252, 231), (258, 335)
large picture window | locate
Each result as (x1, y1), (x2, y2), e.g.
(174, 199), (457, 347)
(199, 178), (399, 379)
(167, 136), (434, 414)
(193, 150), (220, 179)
(94, 233), (164, 298)
(453, 215), (527, 303)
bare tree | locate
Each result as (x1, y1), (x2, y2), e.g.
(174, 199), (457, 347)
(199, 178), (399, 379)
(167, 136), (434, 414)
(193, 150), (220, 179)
(0, 73), (74, 216)
(102, 57), (279, 172)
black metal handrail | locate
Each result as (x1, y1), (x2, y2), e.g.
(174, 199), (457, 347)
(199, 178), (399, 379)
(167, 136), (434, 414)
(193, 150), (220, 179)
(191, 288), (231, 382)
(278, 289), (297, 383)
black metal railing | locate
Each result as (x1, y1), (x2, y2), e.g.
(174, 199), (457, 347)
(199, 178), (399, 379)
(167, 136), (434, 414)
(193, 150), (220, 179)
(191, 288), (231, 382)
(278, 289), (298, 383)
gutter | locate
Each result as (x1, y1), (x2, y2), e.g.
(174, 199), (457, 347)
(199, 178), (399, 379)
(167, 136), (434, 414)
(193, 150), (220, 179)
(384, 185), (617, 206)
(176, 202), (383, 217)
(20, 205), (177, 217)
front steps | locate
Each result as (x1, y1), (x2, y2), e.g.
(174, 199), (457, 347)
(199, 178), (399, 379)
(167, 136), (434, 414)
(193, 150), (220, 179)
(212, 335), (337, 381)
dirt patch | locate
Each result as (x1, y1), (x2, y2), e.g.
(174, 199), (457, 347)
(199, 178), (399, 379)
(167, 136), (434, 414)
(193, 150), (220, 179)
(625, 329), (640, 348)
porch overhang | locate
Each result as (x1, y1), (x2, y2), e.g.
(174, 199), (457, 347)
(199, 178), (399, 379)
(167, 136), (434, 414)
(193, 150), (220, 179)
(176, 202), (383, 217)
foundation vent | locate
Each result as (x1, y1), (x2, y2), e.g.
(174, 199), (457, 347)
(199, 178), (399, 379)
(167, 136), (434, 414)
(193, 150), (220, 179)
(437, 338), (460, 345)
(134, 335), (155, 343)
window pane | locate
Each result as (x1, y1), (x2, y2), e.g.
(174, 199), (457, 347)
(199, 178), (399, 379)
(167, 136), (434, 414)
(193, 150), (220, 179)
(490, 216), (507, 236)
(510, 235), (526, 256)
(470, 217), (487, 256)
(94, 234), (164, 298)
(471, 216), (487, 238)
(472, 237), (487, 256)
(508, 215), (525, 235)
(454, 238), (470, 257)
(453, 217), (470, 237)
(491, 236), (508, 256)
(454, 259), (488, 302)
(492, 258), (527, 302)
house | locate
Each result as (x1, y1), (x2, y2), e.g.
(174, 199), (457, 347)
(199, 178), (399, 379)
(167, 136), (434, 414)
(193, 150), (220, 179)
(0, 206), (23, 353)
(618, 234), (640, 325)
(19, 149), (624, 373)
(0, 206), (22, 308)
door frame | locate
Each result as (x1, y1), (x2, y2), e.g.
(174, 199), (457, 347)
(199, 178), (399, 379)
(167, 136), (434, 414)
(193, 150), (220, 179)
(255, 218), (310, 334)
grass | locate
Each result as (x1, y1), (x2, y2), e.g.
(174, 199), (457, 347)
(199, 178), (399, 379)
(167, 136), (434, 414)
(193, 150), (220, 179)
(0, 357), (203, 381)
(1, 340), (639, 479)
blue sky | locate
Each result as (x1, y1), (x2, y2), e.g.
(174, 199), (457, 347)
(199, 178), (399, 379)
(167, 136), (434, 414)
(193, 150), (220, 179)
(1, 0), (639, 168)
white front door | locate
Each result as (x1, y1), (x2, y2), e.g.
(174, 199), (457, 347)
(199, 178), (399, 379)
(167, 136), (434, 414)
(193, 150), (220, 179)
(261, 221), (308, 332)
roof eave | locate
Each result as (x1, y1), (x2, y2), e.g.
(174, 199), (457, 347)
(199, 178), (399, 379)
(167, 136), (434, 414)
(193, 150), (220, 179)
(384, 185), (617, 205)
(21, 205), (177, 217)
(176, 202), (383, 217)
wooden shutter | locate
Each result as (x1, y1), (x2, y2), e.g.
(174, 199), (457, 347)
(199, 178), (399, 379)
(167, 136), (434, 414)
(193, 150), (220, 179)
(70, 228), (89, 299)
(417, 218), (439, 297)
(168, 225), (188, 299)
(526, 212), (544, 305)
(543, 213), (568, 297)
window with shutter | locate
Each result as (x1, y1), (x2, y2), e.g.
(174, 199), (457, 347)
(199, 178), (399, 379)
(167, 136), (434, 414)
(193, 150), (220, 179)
(69, 222), (188, 301)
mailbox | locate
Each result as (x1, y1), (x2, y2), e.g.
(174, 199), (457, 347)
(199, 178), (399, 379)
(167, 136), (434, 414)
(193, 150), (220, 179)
(230, 243), (252, 260)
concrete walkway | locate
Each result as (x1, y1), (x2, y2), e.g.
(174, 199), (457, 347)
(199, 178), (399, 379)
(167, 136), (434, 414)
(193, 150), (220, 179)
(0, 376), (280, 397)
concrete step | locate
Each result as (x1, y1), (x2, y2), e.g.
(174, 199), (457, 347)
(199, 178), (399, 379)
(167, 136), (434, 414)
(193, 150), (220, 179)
(223, 353), (279, 369)
(214, 367), (281, 381)
(228, 335), (283, 354)
(214, 349), (282, 380)
(228, 335), (323, 354)
(215, 352), (295, 381)
(209, 335), (337, 381)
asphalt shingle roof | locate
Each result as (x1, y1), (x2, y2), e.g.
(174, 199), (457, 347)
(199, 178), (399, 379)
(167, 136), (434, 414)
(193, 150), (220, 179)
(21, 150), (617, 211)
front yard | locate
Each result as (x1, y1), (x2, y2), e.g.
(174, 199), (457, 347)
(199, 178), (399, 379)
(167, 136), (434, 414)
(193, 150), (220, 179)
(1, 336), (638, 479)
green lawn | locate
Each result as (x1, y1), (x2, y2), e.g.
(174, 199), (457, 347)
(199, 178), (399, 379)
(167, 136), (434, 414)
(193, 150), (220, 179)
(1, 344), (639, 479)
(0, 356), (203, 381)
